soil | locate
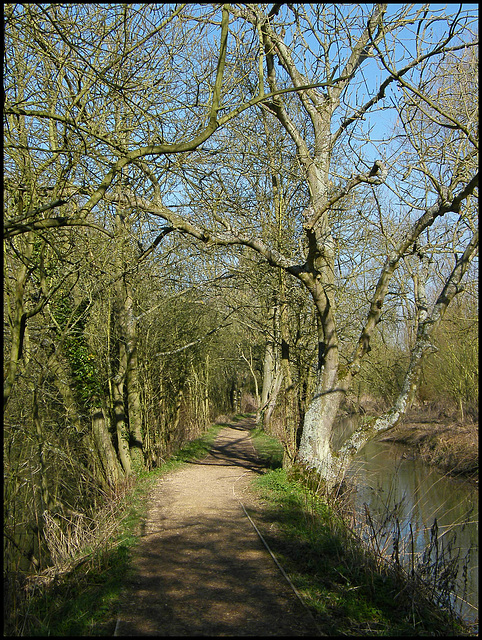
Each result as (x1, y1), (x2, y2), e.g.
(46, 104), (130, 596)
(114, 417), (322, 637)
(377, 409), (478, 482)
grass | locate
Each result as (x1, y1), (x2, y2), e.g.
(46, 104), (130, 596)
(250, 426), (284, 469)
(7, 418), (472, 636)
(5, 422), (225, 637)
(247, 464), (471, 636)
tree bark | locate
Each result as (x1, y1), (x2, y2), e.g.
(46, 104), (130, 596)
(258, 305), (277, 428)
(4, 232), (34, 409)
(91, 406), (124, 489)
(113, 200), (145, 473)
(260, 340), (275, 409)
(279, 271), (299, 467)
(112, 341), (132, 476)
(262, 369), (283, 431)
(125, 303), (145, 471)
(312, 228), (479, 487)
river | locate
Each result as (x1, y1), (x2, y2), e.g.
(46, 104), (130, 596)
(347, 439), (478, 628)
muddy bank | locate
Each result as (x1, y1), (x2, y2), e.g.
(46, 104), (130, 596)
(378, 410), (478, 483)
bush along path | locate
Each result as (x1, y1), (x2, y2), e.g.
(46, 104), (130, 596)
(113, 416), (321, 636)
(8, 416), (468, 636)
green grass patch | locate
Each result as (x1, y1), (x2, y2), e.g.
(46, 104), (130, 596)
(6, 422), (225, 637)
(230, 413), (252, 421)
(162, 422), (225, 469)
(250, 427), (284, 469)
(251, 467), (468, 636)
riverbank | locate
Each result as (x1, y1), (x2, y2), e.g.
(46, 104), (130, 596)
(6, 417), (474, 636)
(248, 423), (472, 635)
(378, 408), (478, 483)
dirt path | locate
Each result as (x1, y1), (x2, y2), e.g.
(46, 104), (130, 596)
(114, 417), (321, 636)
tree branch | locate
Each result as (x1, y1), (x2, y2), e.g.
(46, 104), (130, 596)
(303, 161), (388, 231)
(4, 217), (114, 239)
(153, 311), (235, 357)
(348, 173), (478, 375)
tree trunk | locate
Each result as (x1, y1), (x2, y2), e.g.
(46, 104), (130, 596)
(172, 387), (184, 438)
(114, 272), (144, 473)
(260, 340), (275, 408)
(91, 406), (124, 489)
(279, 272), (299, 467)
(295, 246), (343, 482)
(112, 341), (132, 476)
(4, 232), (34, 409)
(258, 305), (277, 428)
(126, 337), (144, 471)
(262, 369), (283, 431)
(204, 355), (210, 426)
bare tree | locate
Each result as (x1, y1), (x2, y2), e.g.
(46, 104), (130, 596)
(110, 4), (478, 487)
(4, 2), (478, 544)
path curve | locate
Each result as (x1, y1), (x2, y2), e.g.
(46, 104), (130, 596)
(114, 417), (321, 636)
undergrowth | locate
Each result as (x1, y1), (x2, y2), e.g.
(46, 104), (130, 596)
(249, 464), (472, 636)
(4, 422), (225, 637)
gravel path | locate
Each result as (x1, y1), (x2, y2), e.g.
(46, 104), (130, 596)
(114, 417), (321, 636)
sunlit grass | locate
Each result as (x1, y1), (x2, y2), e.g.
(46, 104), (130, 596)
(250, 466), (469, 636)
(250, 426), (284, 469)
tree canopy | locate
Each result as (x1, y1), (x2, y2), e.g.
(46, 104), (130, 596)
(4, 3), (478, 575)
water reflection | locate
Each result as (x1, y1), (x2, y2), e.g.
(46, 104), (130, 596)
(347, 440), (478, 626)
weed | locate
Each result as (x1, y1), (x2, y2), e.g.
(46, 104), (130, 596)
(4, 422), (225, 636)
(250, 467), (470, 636)
(352, 496), (477, 629)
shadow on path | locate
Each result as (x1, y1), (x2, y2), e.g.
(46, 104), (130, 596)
(115, 418), (321, 636)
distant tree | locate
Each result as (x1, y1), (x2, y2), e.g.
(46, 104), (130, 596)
(420, 285), (478, 420)
(121, 4), (478, 487)
(3, 5), (478, 583)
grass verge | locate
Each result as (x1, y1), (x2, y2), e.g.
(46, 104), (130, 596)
(246, 463), (471, 636)
(5, 422), (225, 637)
(250, 426), (284, 469)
